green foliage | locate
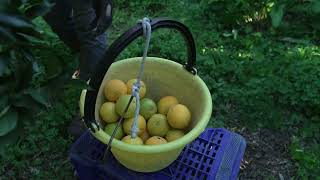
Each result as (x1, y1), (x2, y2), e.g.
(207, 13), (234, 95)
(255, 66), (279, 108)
(290, 137), (320, 179)
(0, 0), (81, 152)
(0, 13), (82, 179)
(0, 0), (54, 149)
(209, 42), (320, 131)
(0, 86), (78, 179)
(198, 0), (270, 27)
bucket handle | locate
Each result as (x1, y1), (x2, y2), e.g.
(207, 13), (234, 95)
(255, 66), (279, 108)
(84, 18), (197, 132)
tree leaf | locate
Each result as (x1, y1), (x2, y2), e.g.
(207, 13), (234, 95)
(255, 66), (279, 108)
(0, 117), (23, 155)
(0, 1), (10, 13)
(42, 57), (63, 78)
(65, 79), (92, 90)
(13, 60), (33, 91)
(21, 48), (34, 62)
(0, 83), (11, 94)
(0, 26), (16, 42)
(311, 20), (320, 30)
(0, 56), (9, 77)
(311, 0), (320, 13)
(10, 0), (22, 8)
(25, 0), (54, 19)
(0, 13), (33, 29)
(0, 95), (8, 110)
(11, 93), (42, 110)
(16, 32), (43, 43)
(25, 88), (49, 107)
(0, 108), (18, 136)
(0, 106), (10, 118)
(270, 3), (285, 28)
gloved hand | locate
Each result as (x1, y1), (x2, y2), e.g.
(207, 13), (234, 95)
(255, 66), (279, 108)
(94, 0), (112, 36)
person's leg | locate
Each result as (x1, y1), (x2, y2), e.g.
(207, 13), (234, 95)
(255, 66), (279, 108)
(69, 0), (107, 81)
(43, 0), (110, 139)
(67, 0), (109, 138)
(43, 0), (81, 53)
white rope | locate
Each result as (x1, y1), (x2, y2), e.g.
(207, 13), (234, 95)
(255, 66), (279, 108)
(130, 17), (151, 138)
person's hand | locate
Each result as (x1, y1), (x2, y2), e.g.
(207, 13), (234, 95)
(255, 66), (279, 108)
(95, 0), (112, 36)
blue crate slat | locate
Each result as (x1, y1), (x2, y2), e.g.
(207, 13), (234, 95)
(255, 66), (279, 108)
(69, 128), (246, 180)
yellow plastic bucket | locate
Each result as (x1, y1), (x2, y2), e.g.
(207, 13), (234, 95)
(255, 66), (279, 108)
(81, 18), (212, 172)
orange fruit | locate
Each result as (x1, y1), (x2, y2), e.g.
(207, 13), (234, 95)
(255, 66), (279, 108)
(139, 98), (157, 119)
(157, 96), (179, 115)
(115, 95), (137, 118)
(104, 79), (127, 102)
(145, 136), (167, 145)
(104, 123), (124, 140)
(100, 102), (119, 123)
(139, 129), (150, 143)
(147, 114), (169, 137)
(123, 115), (146, 136)
(121, 135), (143, 145)
(167, 104), (191, 129)
(126, 79), (146, 98)
(165, 129), (185, 142)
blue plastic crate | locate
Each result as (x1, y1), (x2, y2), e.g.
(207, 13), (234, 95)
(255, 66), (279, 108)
(69, 128), (246, 180)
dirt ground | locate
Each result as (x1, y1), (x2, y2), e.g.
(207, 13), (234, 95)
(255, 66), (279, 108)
(233, 127), (297, 179)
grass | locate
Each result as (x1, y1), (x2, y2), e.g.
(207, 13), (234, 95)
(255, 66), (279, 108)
(1, 0), (320, 179)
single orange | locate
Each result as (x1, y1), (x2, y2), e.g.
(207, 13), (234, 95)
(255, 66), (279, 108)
(167, 104), (191, 129)
(104, 79), (127, 102)
(147, 114), (169, 137)
(165, 129), (185, 142)
(123, 115), (146, 136)
(121, 135), (143, 145)
(145, 136), (167, 145)
(157, 96), (179, 115)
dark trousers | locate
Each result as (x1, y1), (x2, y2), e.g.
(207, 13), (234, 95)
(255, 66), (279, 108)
(43, 0), (108, 80)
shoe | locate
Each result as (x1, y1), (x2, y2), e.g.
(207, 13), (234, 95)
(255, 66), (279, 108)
(72, 69), (80, 79)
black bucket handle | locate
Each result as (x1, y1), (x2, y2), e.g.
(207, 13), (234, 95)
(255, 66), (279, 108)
(84, 18), (197, 132)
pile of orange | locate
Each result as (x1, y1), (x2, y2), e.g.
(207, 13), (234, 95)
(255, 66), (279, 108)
(100, 79), (192, 145)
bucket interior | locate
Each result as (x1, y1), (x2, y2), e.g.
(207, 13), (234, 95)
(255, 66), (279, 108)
(94, 57), (212, 146)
